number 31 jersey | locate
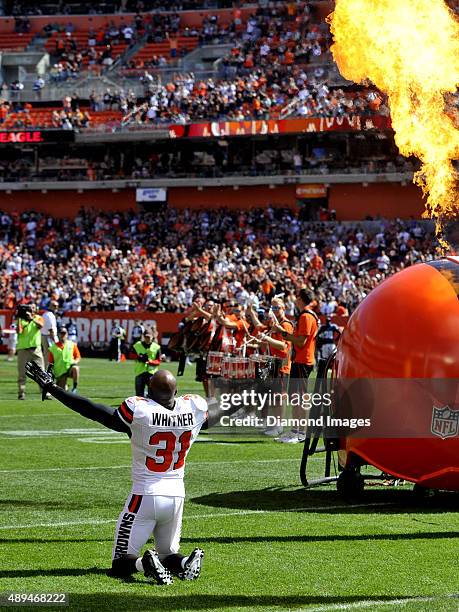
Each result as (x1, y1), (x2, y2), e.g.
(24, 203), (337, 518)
(115, 394), (208, 497)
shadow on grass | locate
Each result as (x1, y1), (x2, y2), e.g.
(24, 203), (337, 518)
(191, 487), (459, 514)
(29, 593), (459, 611)
(1, 531), (458, 546)
(0, 567), (108, 578)
(0, 500), (120, 511)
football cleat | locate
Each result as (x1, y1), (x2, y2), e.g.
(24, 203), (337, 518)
(142, 549), (173, 585)
(178, 548), (204, 581)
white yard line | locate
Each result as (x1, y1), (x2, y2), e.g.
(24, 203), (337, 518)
(0, 502), (396, 531)
(301, 594), (458, 612)
(0, 428), (108, 439)
(0, 464), (132, 474)
(0, 413), (75, 419)
(0, 458), (298, 474)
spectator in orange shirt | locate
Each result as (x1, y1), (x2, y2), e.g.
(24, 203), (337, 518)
(261, 278), (275, 299)
(336, 301), (349, 317)
(275, 288), (319, 443)
(310, 254), (324, 270)
(284, 49), (294, 65)
(170, 37), (178, 58)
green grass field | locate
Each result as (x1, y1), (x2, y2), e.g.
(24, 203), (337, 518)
(0, 357), (458, 612)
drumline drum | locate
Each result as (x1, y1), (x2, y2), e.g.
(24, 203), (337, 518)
(206, 351), (225, 376)
(221, 356), (255, 380)
(249, 354), (278, 380)
(206, 352), (279, 380)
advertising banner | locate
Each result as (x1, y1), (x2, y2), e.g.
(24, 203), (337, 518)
(169, 115), (391, 139)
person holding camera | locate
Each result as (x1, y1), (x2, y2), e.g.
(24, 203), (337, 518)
(133, 329), (161, 396)
(16, 304), (45, 400)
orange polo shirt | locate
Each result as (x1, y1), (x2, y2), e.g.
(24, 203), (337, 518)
(270, 320), (294, 374)
(294, 310), (318, 365)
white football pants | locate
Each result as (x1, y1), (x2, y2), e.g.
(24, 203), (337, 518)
(112, 493), (184, 560)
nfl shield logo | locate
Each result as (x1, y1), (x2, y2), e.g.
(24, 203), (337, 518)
(431, 406), (459, 439)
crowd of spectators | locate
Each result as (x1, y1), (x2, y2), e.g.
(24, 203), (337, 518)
(44, 10), (235, 78)
(220, 2), (327, 78)
(0, 131), (417, 182)
(1, 0), (390, 129)
(122, 71), (386, 125)
(7, 0), (237, 16)
(46, 15), (147, 80)
(0, 99), (33, 127)
(0, 78), (387, 131)
(0, 207), (435, 315)
(0, 0), (391, 132)
(117, 3), (387, 125)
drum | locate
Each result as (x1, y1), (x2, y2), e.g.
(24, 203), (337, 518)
(222, 357), (255, 380)
(249, 354), (278, 380)
(206, 351), (225, 375)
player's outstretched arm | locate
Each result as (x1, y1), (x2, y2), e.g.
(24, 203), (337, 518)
(25, 361), (130, 434)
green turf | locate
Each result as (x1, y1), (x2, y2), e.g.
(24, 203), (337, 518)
(0, 357), (458, 612)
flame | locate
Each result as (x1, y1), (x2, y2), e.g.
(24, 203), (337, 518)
(328, 0), (459, 224)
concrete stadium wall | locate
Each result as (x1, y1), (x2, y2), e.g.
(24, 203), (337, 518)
(0, 182), (425, 218)
(329, 183), (425, 220)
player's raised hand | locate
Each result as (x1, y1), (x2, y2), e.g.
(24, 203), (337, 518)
(25, 361), (54, 400)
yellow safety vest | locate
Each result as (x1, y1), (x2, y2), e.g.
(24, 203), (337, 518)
(134, 340), (160, 376)
(49, 340), (76, 378)
(17, 317), (43, 350)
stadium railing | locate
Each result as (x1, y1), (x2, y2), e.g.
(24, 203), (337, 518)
(0, 172), (414, 192)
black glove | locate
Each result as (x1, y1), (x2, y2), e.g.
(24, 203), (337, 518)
(137, 353), (148, 363)
(25, 361), (54, 401)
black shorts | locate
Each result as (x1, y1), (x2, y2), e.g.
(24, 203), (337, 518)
(289, 362), (314, 395)
(290, 363), (314, 379)
(57, 367), (75, 380)
(195, 357), (207, 382)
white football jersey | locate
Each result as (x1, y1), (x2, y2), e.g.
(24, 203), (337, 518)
(116, 394), (208, 497)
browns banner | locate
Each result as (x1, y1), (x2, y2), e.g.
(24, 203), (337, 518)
(0, 310), (183, 349)
(169, 115), (392, 139)
(1, 310), (349, 354)
(60, 311), (183, 346)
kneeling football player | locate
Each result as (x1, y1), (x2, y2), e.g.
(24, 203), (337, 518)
(26, 363), (226, 585)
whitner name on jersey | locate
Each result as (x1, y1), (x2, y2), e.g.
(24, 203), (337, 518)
(151, 412), (195, 428)
(116, 394), (208, 498)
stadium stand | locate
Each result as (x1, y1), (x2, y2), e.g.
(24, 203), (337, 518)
(125, 36), (198, 70)
(0, 30), (33, 50)
(0, 101), (122, 128)
(0, 2), (426, 223)
(5, 0), (238, 16)
(0, 207), (434, 313)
